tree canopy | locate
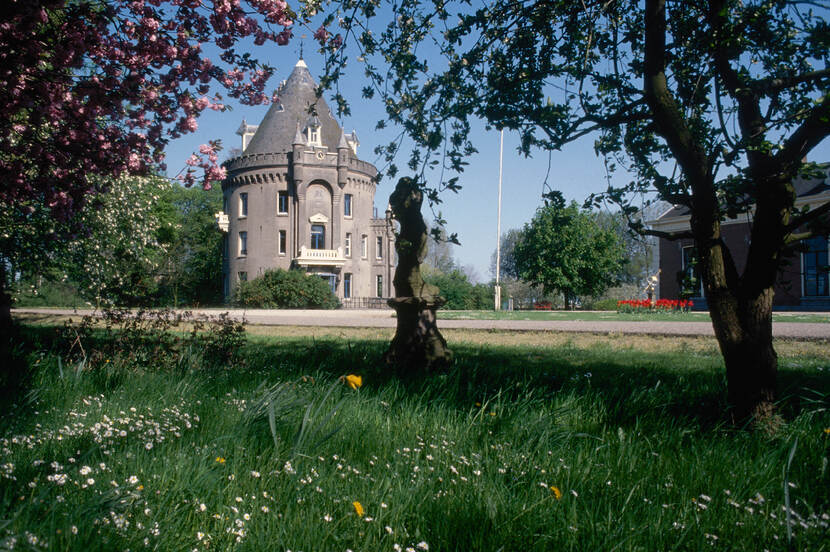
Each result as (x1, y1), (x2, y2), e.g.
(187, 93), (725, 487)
(316, 0), (829, 419)
(514, 195), (625, 308)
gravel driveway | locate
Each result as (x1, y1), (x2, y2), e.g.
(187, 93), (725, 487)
(13, 308), (830, 339)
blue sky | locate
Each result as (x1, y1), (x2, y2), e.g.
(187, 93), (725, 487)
(165, 43), (830, 282)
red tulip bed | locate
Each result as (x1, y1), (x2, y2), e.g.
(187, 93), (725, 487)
(617, 299), (694, 313)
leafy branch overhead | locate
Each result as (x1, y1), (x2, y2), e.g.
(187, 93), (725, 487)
(316, 0), (828, 229)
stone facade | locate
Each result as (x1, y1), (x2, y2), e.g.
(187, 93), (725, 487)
(220, 60), (395, 302)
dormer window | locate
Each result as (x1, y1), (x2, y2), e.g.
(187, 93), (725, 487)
(306, 115), (322, 146)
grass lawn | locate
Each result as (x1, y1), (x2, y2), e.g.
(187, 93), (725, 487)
(437, 309), (830, 323)
(2, 318), (829, 551)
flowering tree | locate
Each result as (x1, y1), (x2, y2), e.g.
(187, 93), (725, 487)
(62, 174), (172, 307)
(0, 0), (295, 332)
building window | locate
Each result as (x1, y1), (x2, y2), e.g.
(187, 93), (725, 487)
(223, 235), (229, 257)
(376, 274), (383, 298)
(311, 224), (325, 250)
(344, 194), (353, 217)
(223, 196), (229, 214)
(278, 191), (289, 215)
(681, 245), (702, 297)
(239, 231), (247, 256)
(238, 271), (247, 283)
(376, 236), (383, 260)
(345, 233), (352, 257)
(361, 235), (368, 258)
(308, 127), (319, 145)
(344, 273), (352, 299)
(239, 193), (248, 217)
(803, 235), (829, 297)
(279, 230), (286, 255)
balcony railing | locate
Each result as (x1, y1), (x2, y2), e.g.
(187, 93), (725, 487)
(295, 246), (346, 267)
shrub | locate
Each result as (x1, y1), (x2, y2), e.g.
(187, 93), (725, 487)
(233, 269), (340, 309)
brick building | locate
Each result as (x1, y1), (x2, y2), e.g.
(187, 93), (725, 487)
(649, 167), (830, 310)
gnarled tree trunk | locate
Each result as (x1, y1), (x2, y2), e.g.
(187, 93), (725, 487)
(384, 177), (452, 374)
(707, 287), (778, 422)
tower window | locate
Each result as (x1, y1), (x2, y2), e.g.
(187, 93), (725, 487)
(345, 233), (352, 257)
(311, 224), (325, 250)
(279, 230), (287, 255)
(278, 191), (289, 215)
(344, 194), (353, 217)
(239, 193), (248, 217)
(239, 231), (247, 256)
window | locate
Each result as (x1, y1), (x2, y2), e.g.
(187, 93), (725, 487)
(345, 233), (352, 257)
(361, 235), (368, 258)
(279, 230), (286, 255)
(311, 224), (325, 249)
(344, 273), (352, 299)
(803, 235), (829, 296)
(239, 231), (247, 256)
(239, 193), (248, 217)
(238, 271), (247, 283)
(376, 236), (383, 259)
(376, 275), (383, 298)
(308, 127), (319, 145)
(344, 194), (353, 217)
(223, 235), (229, 257)
(681, 245), (702, 296)
(278, 191), (289, 215)
(223, 196), (229, 214)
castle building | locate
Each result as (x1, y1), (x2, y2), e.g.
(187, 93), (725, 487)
(219, 59), (395, 302)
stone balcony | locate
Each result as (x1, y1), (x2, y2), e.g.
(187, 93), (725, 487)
(295, 246), (346, 267)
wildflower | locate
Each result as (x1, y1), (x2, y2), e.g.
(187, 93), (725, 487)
(127, 475), (139, 485)
(250, 470), (260, 478)
(199, 503), (207, 512)
(215, 457), (225, 464)
(323, 514), (333, 522)
(343, 374), (362, 389)
(79, 466), (92, 476)
(261, 506), (269, 513)
(197, 532), (205, 540)
(352, 501), (364, 516)
(417, 542), (429, 550)
(824, 428), (830, 434)
(550, 486), (563, 500)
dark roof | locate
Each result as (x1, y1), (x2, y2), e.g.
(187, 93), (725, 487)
(653, 165), (829, 222)
(243, 60), (345, 156)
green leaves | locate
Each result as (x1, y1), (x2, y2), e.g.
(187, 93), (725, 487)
(514, 201), (625, 303)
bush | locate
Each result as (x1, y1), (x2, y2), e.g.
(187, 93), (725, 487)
(233, 269), (340, 309)
(424, 269), (493, 310)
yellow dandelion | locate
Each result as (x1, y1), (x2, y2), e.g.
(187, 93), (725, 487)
(489, 412), (496, 417)
(824, 428), (830, 435)
(344, 374), (363, 389)
(475, 402), (481, 407)
(352, 501), (365, 516)
(215, 457), (226, 464)
(550, 486), (562, 500)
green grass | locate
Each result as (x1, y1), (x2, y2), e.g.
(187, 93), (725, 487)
(2, 324), (829, 551)
(437, 309), (830, 323)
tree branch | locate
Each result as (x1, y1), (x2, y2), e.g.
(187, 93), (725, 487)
(775, 92), (830, 167)
(784, 197), (830, 235)
(750, 68), (830, 95)
(639, 227), (694, 241)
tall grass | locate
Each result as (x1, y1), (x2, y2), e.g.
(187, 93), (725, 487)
(1, 325), (828, 551)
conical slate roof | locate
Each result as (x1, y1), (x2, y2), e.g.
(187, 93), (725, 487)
(243, 59), (345, 155)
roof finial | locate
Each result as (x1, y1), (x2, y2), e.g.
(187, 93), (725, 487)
(299, 34), (306, 60)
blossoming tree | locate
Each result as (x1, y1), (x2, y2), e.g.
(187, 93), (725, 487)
(0, 0), (295, 334)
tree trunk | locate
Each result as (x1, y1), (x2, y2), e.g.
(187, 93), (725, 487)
(0, 262), (12, 342)
(707, 285), (778, 422)
(384, 177), (452, 375)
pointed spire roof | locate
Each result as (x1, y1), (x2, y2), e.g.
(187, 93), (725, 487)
(293, 122), (304, 146)
(337, 129), (349, 149)
(243, 59), (345, 156)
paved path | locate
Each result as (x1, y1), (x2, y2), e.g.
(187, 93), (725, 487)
(13, 308), (830, 339)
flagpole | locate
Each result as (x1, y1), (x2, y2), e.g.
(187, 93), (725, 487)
(495, 129), (503, 310)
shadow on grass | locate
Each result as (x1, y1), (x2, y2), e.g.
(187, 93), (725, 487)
(8, 324), (830, 433)
(240, 335), (829, 431)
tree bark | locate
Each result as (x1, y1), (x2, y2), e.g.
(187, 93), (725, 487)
(384, 177), (452, 375)
(707, 286), (778, 422)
